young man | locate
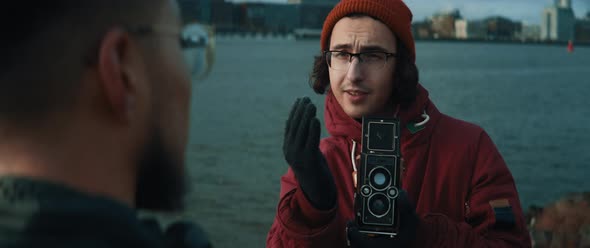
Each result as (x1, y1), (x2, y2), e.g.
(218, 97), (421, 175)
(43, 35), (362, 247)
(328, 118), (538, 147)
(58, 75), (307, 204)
(267, 0), (532, 247)
(0, 1), (211, 247)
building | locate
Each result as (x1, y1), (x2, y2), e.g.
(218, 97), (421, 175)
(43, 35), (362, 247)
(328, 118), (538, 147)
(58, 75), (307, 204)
(541, 0), (576, 42)
(455, 19), (487, 40)
(520, 23), (542, 41)
(454, 19), (467, 39)
(556, 0), (572, 8)
(485, 16), (522, 41)
(454, 17), (520, 41)
(233, 3), (299, 33)
(412, 20), (433, 39)
(576, 11), (590, 42)
(430, 9), (462, 39)
(288, 0), (338, 4)
(264, 4), (300, 33)
(290, 0), (338, 30)
(575, 19), (590, 42)
(178, 0), (218, 24)
(210, 0), (234, 32)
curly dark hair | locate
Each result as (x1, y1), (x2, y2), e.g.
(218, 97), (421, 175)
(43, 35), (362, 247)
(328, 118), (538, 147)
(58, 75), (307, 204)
(309, 15), (419, 109)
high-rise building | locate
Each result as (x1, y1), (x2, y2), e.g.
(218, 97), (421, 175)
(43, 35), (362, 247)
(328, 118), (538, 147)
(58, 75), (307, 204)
(556, 0), (571, 9)
(541, 0), (576, 41)
(575, 12), (590, 42)
(575, 20), (590, 42)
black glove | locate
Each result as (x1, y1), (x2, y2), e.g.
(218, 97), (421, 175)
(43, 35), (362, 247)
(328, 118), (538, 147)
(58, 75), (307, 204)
(347, 191), (418, 248)
(283, 97), (337, 210)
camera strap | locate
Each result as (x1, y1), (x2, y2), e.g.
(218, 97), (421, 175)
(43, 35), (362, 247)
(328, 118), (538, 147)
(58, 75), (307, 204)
(407, 109), (430, 134)
(351, 139), (359, 189)
(407, 122), (426, 134)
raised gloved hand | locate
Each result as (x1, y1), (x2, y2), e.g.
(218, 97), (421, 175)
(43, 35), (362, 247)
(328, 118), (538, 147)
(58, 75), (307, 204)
(283, 97), (337, 210)
(346, 190), (418, 248)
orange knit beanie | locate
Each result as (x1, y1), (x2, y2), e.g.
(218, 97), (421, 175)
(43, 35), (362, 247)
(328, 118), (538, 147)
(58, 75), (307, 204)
(320, 0), (416, 62)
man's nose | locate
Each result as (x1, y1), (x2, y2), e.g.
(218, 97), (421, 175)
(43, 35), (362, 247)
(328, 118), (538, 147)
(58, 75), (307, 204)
(346, 56), (364, 83)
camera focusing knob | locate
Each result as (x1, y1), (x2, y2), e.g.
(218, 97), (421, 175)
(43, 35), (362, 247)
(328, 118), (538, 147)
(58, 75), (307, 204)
(360, 185), (372, 197)
(387, 187), (399, 199)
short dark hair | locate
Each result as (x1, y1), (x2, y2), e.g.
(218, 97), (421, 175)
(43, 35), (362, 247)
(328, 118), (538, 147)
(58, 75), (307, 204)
(0, 1), (163, 124)
(310, 14), (419, 109)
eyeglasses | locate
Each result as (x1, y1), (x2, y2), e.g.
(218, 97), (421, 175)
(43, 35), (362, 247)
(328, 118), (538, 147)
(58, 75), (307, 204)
(127, 24), (215, 80)
(325, 50), (396, 71)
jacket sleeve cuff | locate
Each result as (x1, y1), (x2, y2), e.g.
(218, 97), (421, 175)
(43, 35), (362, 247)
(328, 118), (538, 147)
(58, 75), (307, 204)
(276, 188), (338, 237)
(292, 187), (337, 228)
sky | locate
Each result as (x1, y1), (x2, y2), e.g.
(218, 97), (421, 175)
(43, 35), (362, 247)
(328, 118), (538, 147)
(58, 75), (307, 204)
(227, 0), (590, 24)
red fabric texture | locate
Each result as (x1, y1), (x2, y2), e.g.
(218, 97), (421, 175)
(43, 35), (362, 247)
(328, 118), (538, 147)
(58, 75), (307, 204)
(267, 84), (532, 247)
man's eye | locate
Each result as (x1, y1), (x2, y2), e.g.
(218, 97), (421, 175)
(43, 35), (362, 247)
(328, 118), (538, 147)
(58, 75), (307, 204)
(363, 53), (385, 61)
(333, 52), (350, 59)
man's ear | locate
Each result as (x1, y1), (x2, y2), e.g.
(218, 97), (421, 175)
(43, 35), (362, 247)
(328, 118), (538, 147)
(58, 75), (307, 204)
(96, 29), (137, 123)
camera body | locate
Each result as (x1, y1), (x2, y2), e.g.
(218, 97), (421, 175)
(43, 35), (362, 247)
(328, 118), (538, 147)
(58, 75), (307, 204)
(354, 116), (402, 238)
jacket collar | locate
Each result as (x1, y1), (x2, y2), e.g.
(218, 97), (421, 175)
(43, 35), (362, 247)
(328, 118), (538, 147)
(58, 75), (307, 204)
(324, 83), (440, 148)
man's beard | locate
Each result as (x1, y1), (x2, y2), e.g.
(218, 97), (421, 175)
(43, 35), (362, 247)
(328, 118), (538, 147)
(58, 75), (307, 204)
(135, 127), (187, 212)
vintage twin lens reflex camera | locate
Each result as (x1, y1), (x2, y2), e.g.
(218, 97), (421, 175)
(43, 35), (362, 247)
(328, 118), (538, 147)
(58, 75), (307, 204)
(354, 116), (401, 238)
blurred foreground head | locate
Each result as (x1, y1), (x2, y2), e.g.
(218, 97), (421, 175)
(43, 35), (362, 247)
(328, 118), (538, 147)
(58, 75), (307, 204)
(0, 0), (212, 212)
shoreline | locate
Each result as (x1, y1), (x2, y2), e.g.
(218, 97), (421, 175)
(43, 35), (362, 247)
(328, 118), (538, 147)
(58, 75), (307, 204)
(412, 38), (590, 47)
(214, 32), (590, 47)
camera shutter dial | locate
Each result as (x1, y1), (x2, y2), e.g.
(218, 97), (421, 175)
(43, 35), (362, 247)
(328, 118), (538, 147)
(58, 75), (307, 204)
(387, 187), (399, 199)
(360, 185), (372, 197)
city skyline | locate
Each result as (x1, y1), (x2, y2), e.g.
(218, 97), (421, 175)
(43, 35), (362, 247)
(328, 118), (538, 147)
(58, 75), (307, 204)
(227, 0), (590, 24)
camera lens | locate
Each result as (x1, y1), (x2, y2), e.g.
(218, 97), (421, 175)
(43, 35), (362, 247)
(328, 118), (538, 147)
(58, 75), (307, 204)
(369, 167), (391, 190)
(374, 173), (386, 185)
(368, 193), (390, 217)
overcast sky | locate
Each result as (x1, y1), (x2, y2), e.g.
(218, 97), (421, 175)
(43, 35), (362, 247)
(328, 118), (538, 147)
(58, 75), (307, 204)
(227, 0), (590, 24)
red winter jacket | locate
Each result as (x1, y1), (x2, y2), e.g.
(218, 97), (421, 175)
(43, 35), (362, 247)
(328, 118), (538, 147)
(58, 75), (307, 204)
(267, 84), (532, 247)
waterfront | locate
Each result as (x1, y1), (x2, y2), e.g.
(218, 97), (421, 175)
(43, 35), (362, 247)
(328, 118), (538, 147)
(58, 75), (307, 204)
(177, 40), (590, 247)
